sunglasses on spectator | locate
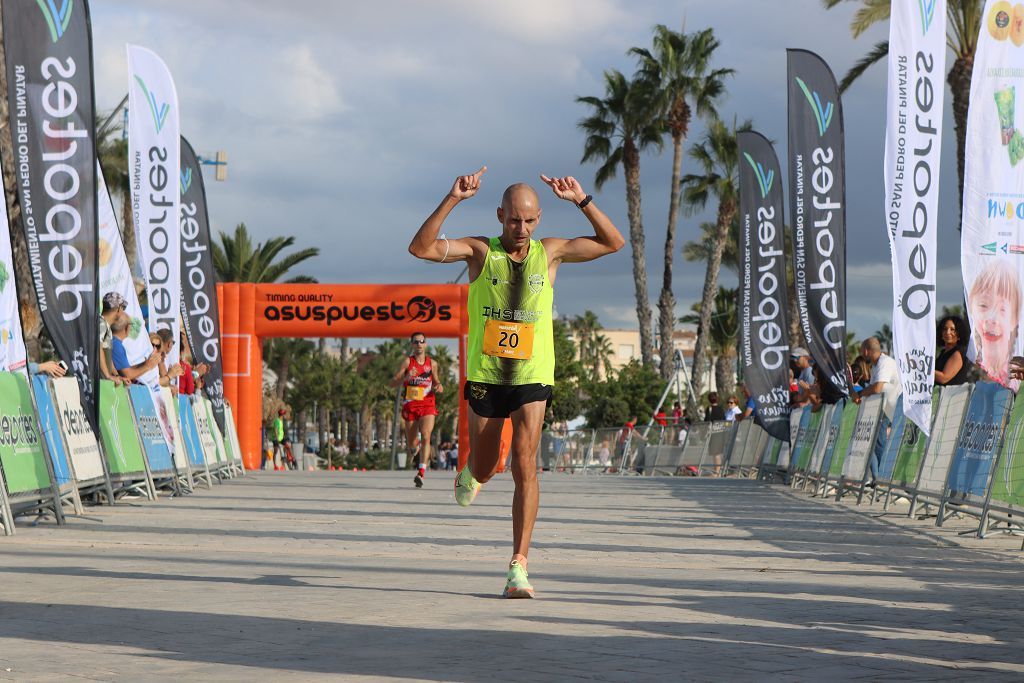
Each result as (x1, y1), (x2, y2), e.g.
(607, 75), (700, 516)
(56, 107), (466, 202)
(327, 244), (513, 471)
(412, 339), (426, 344)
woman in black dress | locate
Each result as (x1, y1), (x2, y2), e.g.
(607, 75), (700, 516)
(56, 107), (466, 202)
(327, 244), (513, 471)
(935, 315), (971, 386)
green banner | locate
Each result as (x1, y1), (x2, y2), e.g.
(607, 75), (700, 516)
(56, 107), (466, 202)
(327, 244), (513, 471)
(890, 420), (929, 487)
(828, 401), (860, 476)
(795, 410), (824, 471)
(0, 372), (51, 494)
(990, 398), (1024, 508)
(98, 380), (146, 475)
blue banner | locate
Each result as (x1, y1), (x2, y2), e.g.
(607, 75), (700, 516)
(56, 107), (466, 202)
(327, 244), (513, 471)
(947, 381), (1013, 500)
(32, 375), (71, 487)
(128, 385), (174, 474)
(877, 395), (907, 481)
(178, 394), (205, 467)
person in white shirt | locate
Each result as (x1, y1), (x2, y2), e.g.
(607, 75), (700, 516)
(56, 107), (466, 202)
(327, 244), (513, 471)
(857, 337), (902, 483)
(724, 396), (742, 422)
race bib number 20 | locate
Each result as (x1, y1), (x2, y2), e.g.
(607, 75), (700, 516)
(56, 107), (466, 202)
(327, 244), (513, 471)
(482, 320), (534, 360)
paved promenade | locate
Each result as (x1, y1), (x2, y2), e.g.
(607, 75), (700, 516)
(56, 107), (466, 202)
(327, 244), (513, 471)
(1, 471), (1023, 681)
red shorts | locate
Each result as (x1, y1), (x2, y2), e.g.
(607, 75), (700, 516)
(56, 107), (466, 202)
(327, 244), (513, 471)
(402, 400), (437, 422)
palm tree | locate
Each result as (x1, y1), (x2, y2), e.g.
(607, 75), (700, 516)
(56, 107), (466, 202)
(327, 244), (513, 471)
(570, 310), (602, 372)
(631, 26), (733, 379)
(681, 118), (753, 411)
(578, 70), (663, 367)
(591, 332), (615, 382)
(874, 323), (894, 354)
(822, 0), (983, 217)
(681, 286), (739, 400)
(682, 218), (739, 272)
(212, 223), (319, 283)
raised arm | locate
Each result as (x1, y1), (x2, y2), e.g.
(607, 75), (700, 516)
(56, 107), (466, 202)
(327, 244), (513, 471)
(409, 166), (488, 263)
(539, 174), (625, 264)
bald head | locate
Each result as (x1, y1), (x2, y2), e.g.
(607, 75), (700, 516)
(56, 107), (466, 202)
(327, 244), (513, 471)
(861, 336), (882, 362)
(501, 183), (539, 211)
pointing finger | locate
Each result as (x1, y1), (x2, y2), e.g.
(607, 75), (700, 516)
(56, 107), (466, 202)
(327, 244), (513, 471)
(474, 165), (487, 178)
(540, 173), (553, 185)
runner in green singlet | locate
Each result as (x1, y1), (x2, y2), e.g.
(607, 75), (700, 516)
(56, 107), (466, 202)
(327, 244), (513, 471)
(409, 166), (624, 598)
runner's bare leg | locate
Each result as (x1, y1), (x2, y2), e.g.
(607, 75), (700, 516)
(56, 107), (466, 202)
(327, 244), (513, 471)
(418, 414), (436, 468)
(467, 411), (505, 483)
(509, 400), (545, 568)
(404, 419), (419, 465)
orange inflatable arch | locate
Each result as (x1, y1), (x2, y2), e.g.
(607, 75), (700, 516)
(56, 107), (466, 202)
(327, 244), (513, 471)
(217, 282), (509, 471)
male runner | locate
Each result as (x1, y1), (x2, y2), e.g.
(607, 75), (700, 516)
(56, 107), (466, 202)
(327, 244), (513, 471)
(408, 166), (624, 598)
(390, 332), (444, 487)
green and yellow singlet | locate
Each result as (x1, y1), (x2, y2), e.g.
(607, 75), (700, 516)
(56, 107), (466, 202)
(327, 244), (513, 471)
(467, 237), (554, 385)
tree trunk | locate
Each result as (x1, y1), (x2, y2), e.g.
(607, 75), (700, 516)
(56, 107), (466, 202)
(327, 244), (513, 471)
(691, 200), (737, 408)
(657, 133), (685, 379)
(0, 33), (43, 360)
(622, 137), (654, 367)
(275, 354), (289, 399)
(360, 404), (373, 453)
(296, 408), (308, 465)
(948, 54), (973, 229)
(715, 352), (736, 402)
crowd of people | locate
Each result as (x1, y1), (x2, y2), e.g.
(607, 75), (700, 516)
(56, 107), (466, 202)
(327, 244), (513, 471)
(97, 291), (210, 396)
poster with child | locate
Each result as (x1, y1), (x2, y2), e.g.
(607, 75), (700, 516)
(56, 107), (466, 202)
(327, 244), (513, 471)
(961, 0), (1024, 392)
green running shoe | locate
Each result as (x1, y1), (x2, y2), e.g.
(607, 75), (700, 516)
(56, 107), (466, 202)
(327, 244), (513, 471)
(502, 560), (534, 599)
(453, 467), (480, 507)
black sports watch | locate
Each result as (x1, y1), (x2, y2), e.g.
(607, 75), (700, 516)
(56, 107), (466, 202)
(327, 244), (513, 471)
(576, 194), (593, 209)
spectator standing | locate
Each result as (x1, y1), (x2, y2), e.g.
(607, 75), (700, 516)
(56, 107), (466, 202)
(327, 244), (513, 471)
(111, 317), (160, 382)
(704, 392), (726, 422)
(99, 292), (127, 385)
(738, 385), (756, 421)
(935, 316), (971, 387)
(858, 337), (902, 484)
(724, 397), (742, 422)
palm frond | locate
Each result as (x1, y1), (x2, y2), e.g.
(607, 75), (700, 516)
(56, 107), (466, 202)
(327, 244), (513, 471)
(838, 40), (889, 92)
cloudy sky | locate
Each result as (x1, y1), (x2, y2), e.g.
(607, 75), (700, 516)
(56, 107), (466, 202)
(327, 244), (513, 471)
(90, 0), (966, 344)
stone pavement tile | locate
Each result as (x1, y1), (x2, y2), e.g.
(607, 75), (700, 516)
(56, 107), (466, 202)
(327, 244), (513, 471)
(0, 473), (1023, 680)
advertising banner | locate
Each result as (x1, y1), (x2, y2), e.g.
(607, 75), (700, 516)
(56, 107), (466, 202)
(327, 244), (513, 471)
(946, 381), (1012, 500)
(779, 406), (809, 470)
(961, 0), (1024, 390)
(883, 389), (939, 483)
(31, 375), (71, 487)
(97, 165), (156, 385)
(50, 376), (104, 481)
(788, 49), (848, 398)
(128, 384), (174, 474)
(738, 131), (791, 441)
(128, 45), (181, 366)
(202, 397), (228, 463)
(3, 0), (100, 427)
(177, 394), (205, 467)
(842, 394), (883, 481)
(97, 380), (146, 476)
(193, 396), (221, 465)
(808, 403), (837, 474)
(794, 409), (824, 472)
(180, 137), (225, 431)
(827, 399), (862, 477)
(0, 155), (26, 374)
(885, 0), (946, 430)
(224, 403), (243, 465)
(157, 386), (188, 471)
(990, 394), (1024, 508)
(916, 383), (972, 494)
(0, 372), (51, 494)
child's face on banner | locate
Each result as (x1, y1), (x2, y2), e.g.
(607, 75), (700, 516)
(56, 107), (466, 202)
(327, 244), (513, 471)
(973, 290), (1017, 356)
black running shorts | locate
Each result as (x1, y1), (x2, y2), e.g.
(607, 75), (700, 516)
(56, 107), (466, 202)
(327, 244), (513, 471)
(463, 381), (552, 418)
